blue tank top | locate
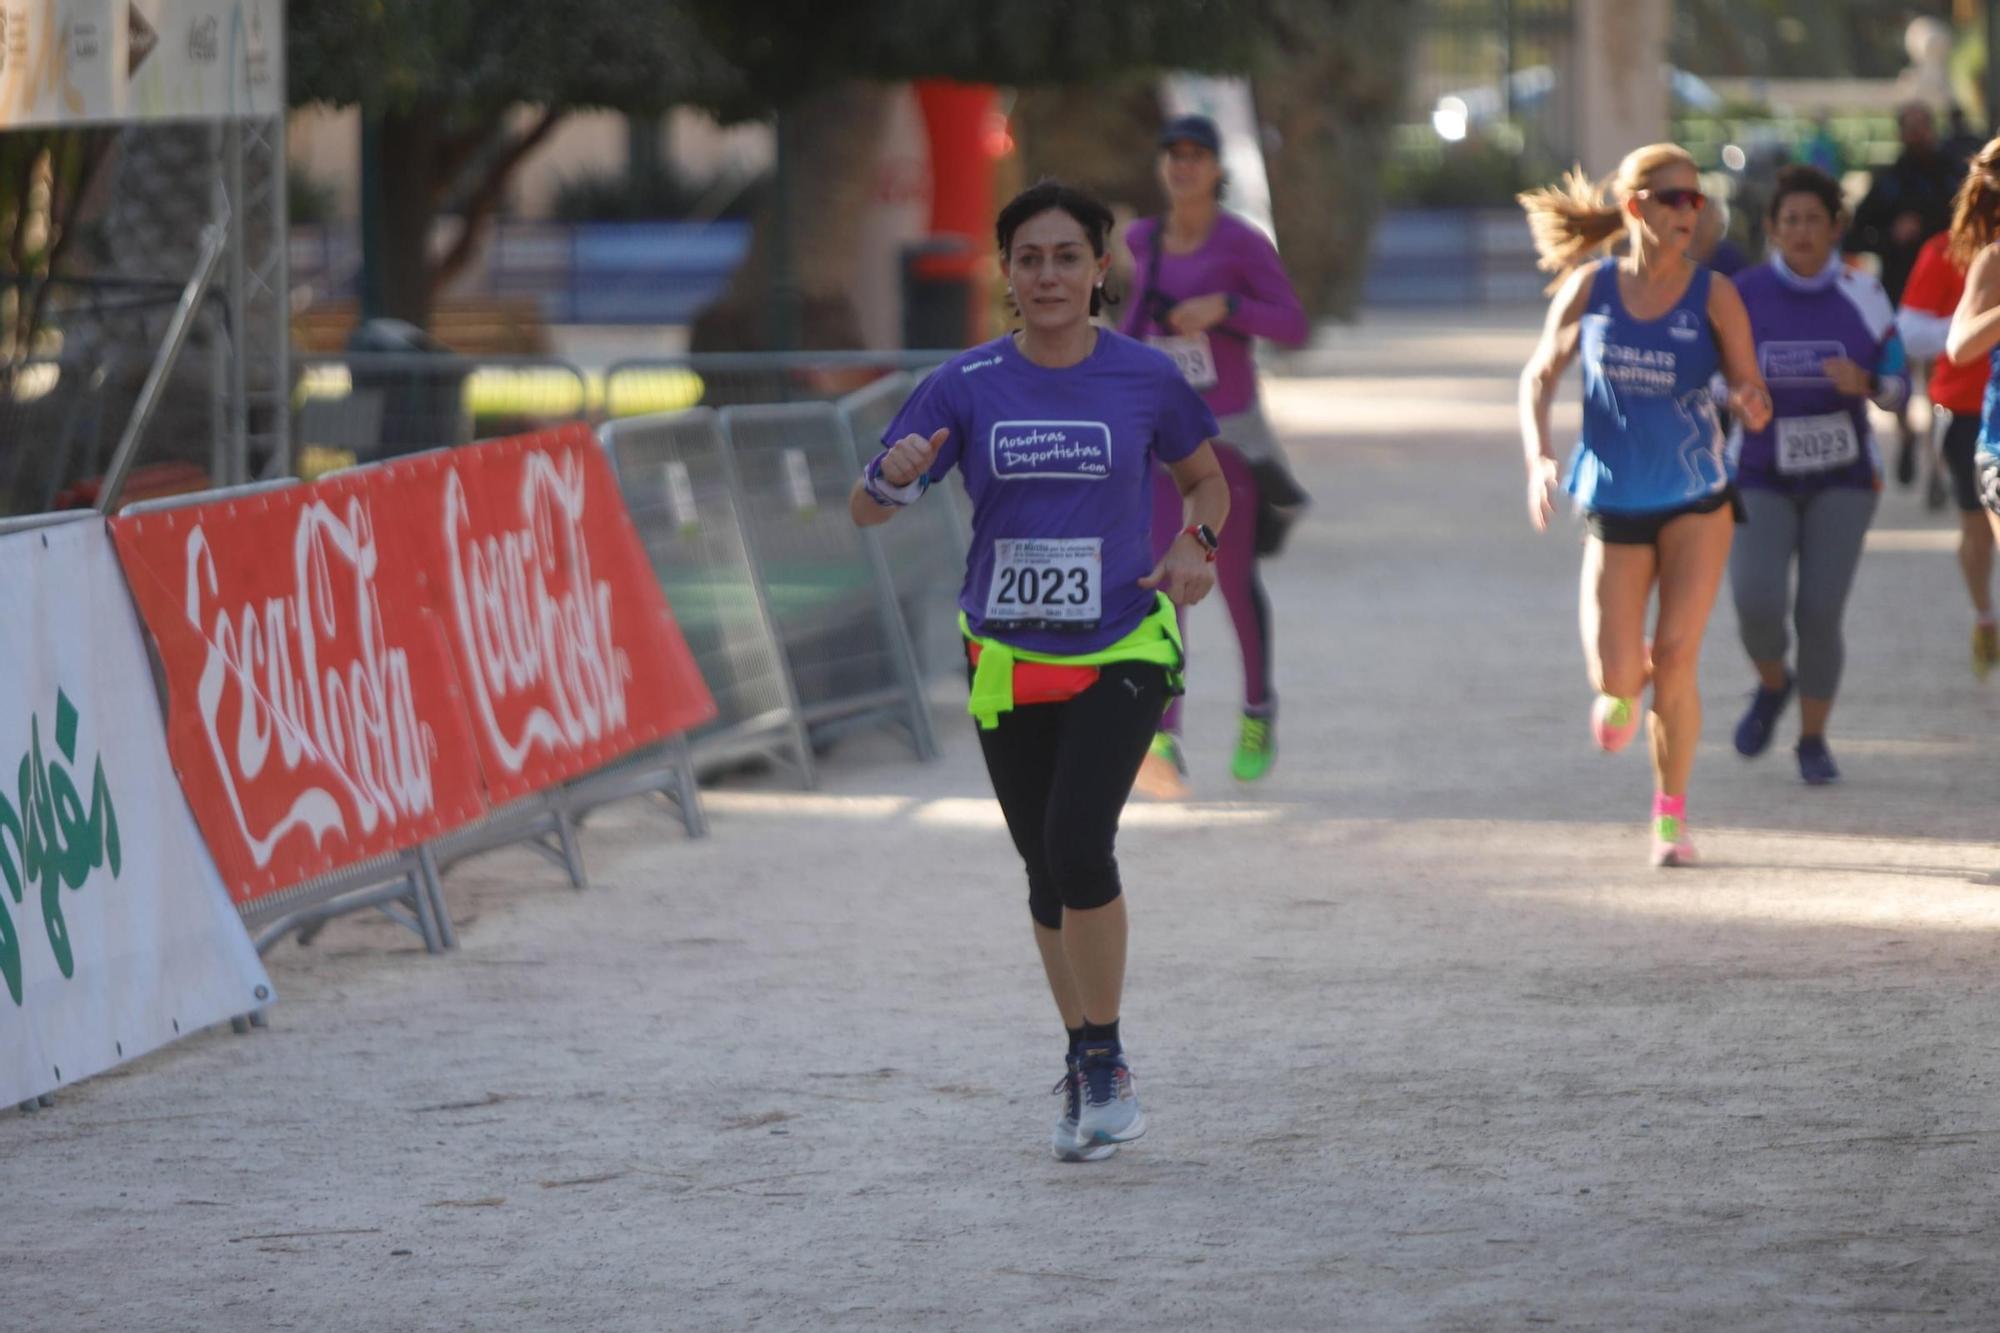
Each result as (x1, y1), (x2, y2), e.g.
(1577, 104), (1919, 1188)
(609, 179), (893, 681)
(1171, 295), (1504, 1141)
(1573, 259), (1727, 514)
(1981, 345), (2000, 460)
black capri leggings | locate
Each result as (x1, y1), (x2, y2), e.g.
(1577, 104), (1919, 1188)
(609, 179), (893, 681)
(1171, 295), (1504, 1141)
(975, 658), (1171, 930)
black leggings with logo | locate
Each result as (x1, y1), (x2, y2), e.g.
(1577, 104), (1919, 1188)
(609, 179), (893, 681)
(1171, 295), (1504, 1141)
(974, 659), (1170, 930)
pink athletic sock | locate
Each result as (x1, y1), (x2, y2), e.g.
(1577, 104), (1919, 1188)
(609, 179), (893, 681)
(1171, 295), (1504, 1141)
(1652, 793), (1686, 819)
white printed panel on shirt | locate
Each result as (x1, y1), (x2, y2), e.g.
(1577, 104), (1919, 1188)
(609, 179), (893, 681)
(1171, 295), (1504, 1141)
(989, 421), (1112, 481)
(1760, 340), (1849, 386)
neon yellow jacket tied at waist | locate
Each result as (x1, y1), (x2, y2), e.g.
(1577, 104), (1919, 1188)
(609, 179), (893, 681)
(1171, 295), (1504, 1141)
(960, 592), (1185, 730)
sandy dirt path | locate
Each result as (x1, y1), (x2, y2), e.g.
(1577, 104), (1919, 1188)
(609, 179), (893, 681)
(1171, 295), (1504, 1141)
(10, 311), (2000, 1331)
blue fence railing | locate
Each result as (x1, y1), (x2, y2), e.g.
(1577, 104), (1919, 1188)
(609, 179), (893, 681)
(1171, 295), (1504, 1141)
(1362, 208), (1544, 308)
(291, 220), (754, 326)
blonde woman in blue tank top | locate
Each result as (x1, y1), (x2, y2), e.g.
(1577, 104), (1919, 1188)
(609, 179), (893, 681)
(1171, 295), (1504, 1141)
(1518, 144), (1773, 868)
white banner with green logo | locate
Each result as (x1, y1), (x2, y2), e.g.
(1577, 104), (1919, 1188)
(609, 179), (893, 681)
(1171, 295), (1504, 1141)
(0, 516), (271, 1108)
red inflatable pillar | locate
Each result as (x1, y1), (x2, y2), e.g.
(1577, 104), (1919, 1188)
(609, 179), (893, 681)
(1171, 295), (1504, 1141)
(912, 80), (1004, 346)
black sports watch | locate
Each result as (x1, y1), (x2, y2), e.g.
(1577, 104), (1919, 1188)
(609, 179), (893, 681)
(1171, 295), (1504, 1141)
(1183, 522), (1220, 562)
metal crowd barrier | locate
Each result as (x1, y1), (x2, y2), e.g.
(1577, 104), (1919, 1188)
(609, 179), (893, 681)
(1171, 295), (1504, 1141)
(602, 351), (955, 420)
(599, 407), (816, 786)
(292, 353), (589, 477)
(239, 846), (450, 956)
(718, 401), (939, 760)
(428, 794), (588, 896)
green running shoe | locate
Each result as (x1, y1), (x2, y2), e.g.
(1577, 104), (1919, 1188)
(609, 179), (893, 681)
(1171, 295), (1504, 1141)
(1135, 731), (1190, 800)
(1230, 713), (1276, 782)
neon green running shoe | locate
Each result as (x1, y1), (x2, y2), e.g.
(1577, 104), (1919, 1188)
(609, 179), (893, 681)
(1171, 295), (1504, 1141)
(1650, 814), (1698, 869)
(1135, 731), (1190, 800)
(1230, 713), (1276, 783)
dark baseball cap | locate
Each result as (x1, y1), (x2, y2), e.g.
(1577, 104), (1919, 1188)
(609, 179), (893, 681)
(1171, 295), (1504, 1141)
(1159, 114), (1221, 154)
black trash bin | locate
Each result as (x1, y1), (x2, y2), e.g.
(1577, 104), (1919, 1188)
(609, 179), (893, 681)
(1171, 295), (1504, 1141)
(901, 236), (979, 349)
(344, 319), (473, 458)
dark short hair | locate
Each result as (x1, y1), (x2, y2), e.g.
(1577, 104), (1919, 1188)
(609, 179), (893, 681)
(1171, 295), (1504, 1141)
(1768, 163), (1843, 224)
(996, 180), (1120, 316)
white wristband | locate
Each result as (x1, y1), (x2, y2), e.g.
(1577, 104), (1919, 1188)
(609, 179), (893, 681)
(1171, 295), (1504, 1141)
(863, 454), (928, 507)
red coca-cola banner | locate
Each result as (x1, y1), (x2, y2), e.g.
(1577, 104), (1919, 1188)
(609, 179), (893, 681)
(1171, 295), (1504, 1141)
(389, 425), (714, 804)
(110, 478), (488, 901)
(110, 424), (715, 903)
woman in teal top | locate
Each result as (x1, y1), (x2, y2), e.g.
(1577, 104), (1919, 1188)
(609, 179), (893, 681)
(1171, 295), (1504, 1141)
(1518, 143), (1771, 869)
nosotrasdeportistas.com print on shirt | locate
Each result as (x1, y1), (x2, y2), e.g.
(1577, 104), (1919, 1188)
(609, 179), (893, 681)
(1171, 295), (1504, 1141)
(990, 421), (1113, 481)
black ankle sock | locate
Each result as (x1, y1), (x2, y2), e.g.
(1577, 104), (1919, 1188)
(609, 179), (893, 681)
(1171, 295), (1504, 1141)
(1079, 1018), (1120, 1049)
(1065, 1025), (1085, 1053)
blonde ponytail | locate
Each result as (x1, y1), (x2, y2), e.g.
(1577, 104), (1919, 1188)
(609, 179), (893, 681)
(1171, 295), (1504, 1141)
(1948, 135), (2000, 271)
(1517, 143), (1699, 294)
(1517, 167), (1624, 291)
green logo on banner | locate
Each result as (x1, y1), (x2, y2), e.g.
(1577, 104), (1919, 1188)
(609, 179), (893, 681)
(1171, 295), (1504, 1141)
(0, 690), (121, 1006)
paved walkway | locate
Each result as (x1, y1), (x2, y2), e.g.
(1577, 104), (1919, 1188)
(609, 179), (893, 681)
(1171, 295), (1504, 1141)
(12, 311), (2000, 1331)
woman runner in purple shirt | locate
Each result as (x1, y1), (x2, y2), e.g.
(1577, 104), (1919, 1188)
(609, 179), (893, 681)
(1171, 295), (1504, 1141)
(1122, 114), (1310, 796)
(852, 182), (1227, 1162)
(1727, 166), (1907, 785)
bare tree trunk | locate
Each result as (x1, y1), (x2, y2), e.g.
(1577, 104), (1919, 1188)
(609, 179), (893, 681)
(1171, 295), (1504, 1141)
(1010, 79), (1164, 220)
(1258, 1), (1417, 319)
(690, 81), (893, 352)
(378, 105), (442, 328)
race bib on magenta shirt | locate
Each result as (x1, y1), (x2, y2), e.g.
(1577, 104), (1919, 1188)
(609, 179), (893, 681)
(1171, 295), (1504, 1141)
(1146, 334), (1219, 390)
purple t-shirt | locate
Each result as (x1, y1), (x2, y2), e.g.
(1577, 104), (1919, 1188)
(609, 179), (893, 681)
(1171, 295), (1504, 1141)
(1120, 212), (1309, 417)
(1732, 258), (1909, 493)
(882, 331), (1218, 654)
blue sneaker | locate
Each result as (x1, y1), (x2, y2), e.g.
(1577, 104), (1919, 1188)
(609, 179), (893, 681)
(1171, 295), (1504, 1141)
(1733, 675), (1794, 757)
(1796, 735), (1840, 785)
(1075, 1044), (1146, 1147)
(1052, 1054), (1117, 1162)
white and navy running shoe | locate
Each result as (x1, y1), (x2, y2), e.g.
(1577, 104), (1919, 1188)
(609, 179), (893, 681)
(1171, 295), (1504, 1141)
(1075, 1045), (1146, 1148)
(1052, 1053), (1118, 1162)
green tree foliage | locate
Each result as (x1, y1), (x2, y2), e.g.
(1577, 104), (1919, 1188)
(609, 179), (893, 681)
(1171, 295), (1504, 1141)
(289, 0), (1411, 339)
(686, 0), (1270, 113)
(1670, 0), (1955, 81)
(288, 1), (739, 325)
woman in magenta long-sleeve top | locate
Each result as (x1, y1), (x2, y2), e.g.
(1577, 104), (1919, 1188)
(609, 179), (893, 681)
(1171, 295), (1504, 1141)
(1123, 114), (1311, 795)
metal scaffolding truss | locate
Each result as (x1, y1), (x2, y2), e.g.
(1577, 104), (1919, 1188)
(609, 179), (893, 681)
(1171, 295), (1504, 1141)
(0, 1), (288, 512)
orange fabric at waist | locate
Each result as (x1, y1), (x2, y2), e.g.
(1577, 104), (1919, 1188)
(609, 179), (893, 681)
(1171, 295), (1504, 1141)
(965, 640), (1101, 707)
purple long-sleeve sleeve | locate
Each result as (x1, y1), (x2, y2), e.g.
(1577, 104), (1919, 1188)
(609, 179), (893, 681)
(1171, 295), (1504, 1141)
(1121, 212), (1307, 416)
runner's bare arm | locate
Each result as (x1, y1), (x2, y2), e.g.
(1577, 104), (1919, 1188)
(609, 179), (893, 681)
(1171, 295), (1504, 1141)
(1947, 246), (2000, 366)
(1140, 442), (1228, 607)
(1706, 274), (1772, 432)
(1519, 267), (1589, 467)
(1518, 266), (1591, 531)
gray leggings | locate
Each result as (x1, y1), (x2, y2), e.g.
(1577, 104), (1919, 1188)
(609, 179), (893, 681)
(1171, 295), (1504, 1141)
(1729, 486), (1878, 699)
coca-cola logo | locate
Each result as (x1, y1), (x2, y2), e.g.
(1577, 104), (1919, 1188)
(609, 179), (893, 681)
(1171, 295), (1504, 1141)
(443, 448), (631, 774)
(184, 496), (438, 869)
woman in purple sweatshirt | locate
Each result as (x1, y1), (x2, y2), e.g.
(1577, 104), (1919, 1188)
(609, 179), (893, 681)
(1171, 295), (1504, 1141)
(1123, 114), (1311, 796)
(1729, 165), (1908, 784)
